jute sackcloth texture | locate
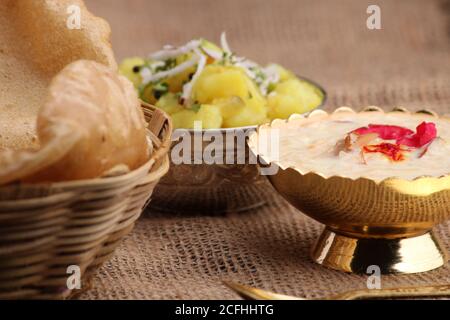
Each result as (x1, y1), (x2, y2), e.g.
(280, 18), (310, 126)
(80, 0), (450, 299)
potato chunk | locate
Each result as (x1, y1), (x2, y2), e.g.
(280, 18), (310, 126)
(191, 65), (268, 127)
(171, 104), (222, 129)
(268, 78), (323, 120)
(215, 96), (267, 128)
(155, 93), (183, 115)
(118, 57), (145, 87)
(271, 64), (296, 82)
(196, 104), (223, 129)
(192, 65), (253, 103)
(171, 110), (197, 129)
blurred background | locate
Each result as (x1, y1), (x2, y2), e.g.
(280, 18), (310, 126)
(85, 0), (450, 110)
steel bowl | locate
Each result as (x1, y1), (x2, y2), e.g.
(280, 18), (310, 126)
(147, 76), (327, 214)
(248, 107), (450, 274)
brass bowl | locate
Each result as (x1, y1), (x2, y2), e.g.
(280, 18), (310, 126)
(148, 125), (273, 214)
(248, 107), (450, 274)
(148, 76), (327, 214)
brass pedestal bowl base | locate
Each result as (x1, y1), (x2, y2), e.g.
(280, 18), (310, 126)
(312, 229), (448, 274)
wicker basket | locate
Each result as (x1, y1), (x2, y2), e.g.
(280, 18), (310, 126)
(0, 104), (172, 299)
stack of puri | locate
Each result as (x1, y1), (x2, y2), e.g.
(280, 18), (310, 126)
(0, 0), (151, 186)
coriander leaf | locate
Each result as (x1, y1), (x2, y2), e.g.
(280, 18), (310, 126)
(152, 82), (169, 99)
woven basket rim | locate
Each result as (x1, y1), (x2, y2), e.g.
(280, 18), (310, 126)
(141, 101), (172, 157)
(5, 157), (155, 190)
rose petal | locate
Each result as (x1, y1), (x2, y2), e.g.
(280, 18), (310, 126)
(353, 124), (414, 140)
(353, 122), (437, 148)
(397, 122), (437, 148)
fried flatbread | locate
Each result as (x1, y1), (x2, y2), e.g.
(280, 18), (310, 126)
(0, 0), (117, 151)
(0, 1), (149, 184)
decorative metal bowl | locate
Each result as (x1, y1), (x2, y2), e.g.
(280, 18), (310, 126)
(248, 107), (450, 274)
(148, 77), (327, 214)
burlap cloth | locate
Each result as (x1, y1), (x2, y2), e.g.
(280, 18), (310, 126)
(80, 0), (450, 299)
